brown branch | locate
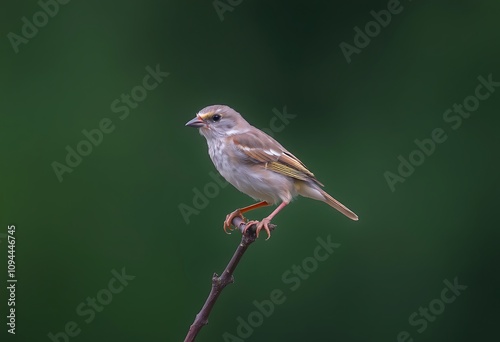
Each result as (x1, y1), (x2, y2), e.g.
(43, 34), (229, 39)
(183, 217), (276, 342)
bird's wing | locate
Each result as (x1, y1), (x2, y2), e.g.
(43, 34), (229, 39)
(230, 128), (324, 186)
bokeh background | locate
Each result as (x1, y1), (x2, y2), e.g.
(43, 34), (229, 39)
(1, 0), (499, 341)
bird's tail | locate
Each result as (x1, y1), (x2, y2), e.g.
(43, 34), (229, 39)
(296, 182), (359, 221)
(319, 188), (358, 221)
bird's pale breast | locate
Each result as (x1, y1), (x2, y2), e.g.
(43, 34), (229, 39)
(207, 137), (296, 204)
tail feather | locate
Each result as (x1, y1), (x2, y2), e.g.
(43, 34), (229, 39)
(296, 181), (358, 221)
(319, 188), (358, 221)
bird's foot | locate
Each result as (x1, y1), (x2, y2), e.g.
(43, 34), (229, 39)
(224, 209), (245, 234)
(243, 218), (272, 240)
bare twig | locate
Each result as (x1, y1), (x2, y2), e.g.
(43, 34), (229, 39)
(184, 217), (276, 342)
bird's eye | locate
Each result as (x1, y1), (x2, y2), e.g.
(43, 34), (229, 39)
(212, 114), (221, 122)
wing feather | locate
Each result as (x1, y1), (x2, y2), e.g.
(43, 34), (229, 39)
(230, 129), (323, 186)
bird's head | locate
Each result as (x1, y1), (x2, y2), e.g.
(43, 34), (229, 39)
(185, 105), (250, 139)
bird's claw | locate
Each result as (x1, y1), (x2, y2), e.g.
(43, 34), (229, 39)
(224, 209), (245, 234)
(243, 219), (272, 240)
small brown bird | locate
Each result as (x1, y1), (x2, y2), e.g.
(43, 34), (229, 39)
(185, 105), (358, 239)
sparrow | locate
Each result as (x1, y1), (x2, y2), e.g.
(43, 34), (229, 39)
(185, 105), (358, 239)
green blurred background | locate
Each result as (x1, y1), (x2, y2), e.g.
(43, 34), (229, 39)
(1, 0), (499, 341)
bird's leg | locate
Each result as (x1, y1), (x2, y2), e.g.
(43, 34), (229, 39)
(223, 201), (270, 234)
(244, 201), (289, 240)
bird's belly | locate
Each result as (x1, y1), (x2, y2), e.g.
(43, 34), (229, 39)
(228, 167), (295, 204)
(209, 146), (294, 204)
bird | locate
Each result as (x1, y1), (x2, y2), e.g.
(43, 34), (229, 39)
(185, 105), (358, 239)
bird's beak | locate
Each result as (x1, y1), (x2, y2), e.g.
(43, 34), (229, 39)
(185, 116), (204, 128)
